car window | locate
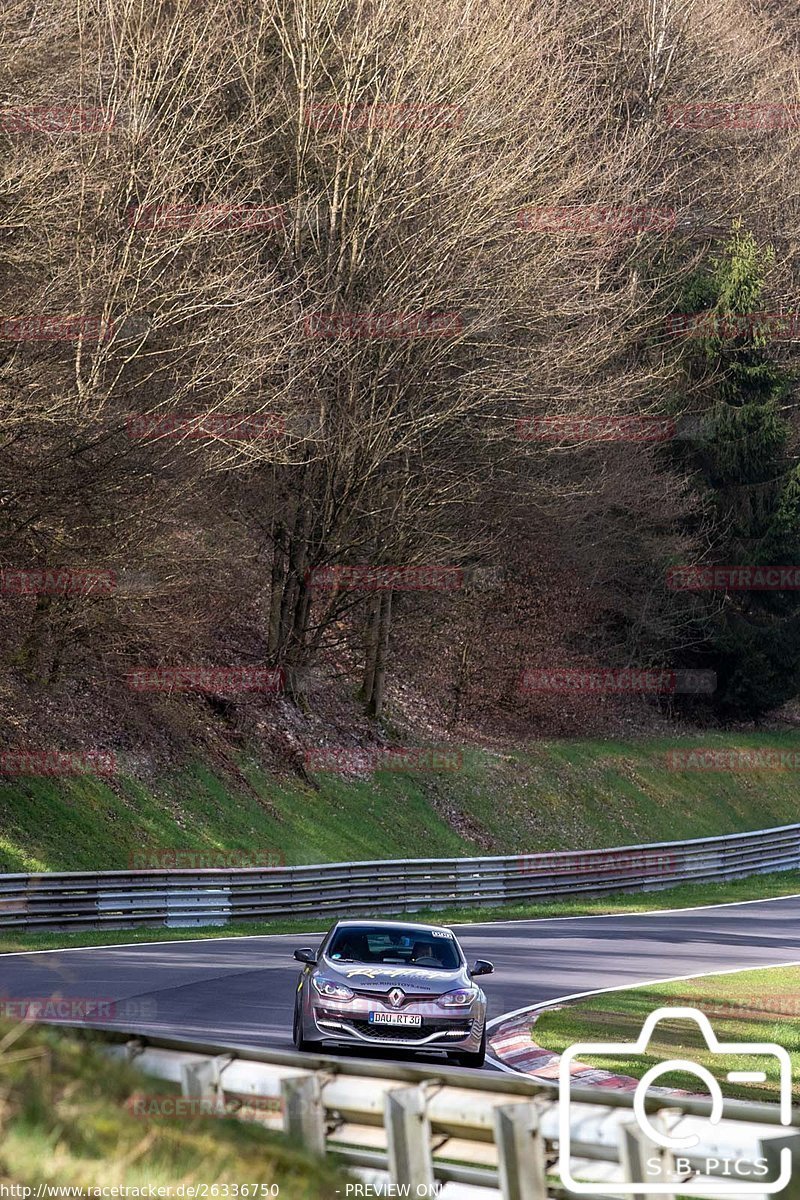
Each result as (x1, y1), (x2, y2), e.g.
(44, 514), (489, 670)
(326, 926), (461, 969)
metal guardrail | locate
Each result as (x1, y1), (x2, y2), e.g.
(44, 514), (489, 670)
(99, 1027), (800, 1199)
(1, 822), (799, 930)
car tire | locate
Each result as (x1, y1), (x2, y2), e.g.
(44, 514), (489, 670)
(292, 1002), (321, 1053)
(453, 1024), (487, 1069)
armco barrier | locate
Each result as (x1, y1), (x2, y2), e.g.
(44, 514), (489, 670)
(0, 822), (798, 930)
(94, 1028), (798, 1198)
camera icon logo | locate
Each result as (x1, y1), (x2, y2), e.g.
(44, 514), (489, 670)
(558, 1006), (793, 1194)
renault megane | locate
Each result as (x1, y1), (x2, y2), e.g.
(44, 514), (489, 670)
(291, 919), (493, 1067)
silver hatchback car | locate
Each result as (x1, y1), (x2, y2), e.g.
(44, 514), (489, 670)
(292, 919), (493, 1067)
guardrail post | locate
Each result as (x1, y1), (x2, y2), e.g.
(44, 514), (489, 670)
(123, 1038), (144, 1063)
(281, 1072), (327, 1155)
(760, 1132), (800, 1198)
(180, 1054), (232, 1100)
(181, 1059), (216, 1099)
(619, 1113), (675, 1200)
(384, 1086), (434, 1191)
(494, 1100), (549, 1200)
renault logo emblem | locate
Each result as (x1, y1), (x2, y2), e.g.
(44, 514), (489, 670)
(388, 987), (405, 1008)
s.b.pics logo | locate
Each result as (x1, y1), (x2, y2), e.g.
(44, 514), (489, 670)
(558, 1007), (793, 1195)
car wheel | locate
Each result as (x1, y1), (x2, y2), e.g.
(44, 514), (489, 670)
(453, 1024), (487, 1069)
(292, 1002), (321, 1053)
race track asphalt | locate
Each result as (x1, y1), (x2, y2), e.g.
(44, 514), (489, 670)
(1, 893), (799, 1073)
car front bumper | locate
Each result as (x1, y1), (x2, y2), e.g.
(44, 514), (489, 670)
(302, 995), (485, 1052)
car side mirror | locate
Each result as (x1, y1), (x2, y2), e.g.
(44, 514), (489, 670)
(469, 959), (494, 977)
(294, 947), (317, 965)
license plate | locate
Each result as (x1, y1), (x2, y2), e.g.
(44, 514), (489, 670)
(369, 1011), (422, 1027)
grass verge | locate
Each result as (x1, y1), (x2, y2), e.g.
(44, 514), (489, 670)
(534, 964), (800, 1103)
(0, 1019), (349, 1195)
(1, 869), (798, 954)
(2, 732), (800, 873)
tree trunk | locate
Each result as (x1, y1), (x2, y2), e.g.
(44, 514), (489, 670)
(278, 494), (309, 656)
(449, 639), (469, 730)
(267, 521), (285, 655)
(367, 591), (392, 718)
(361, 592), (381, 707)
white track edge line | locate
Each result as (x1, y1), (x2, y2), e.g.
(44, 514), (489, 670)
(453, 889), (800, 929)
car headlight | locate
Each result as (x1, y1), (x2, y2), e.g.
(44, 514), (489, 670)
(311, 977), (355, 1001)
(437, 988), (478, 1008)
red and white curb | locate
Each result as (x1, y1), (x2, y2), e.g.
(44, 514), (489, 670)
(489, 1007), (689, 1094)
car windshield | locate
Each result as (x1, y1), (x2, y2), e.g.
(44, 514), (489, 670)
(326, 925), (462, 970)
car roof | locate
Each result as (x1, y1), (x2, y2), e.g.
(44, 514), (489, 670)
(330, 919), (455, 934)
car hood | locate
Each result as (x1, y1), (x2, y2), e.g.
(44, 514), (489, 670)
(319, 957), (470, 994)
